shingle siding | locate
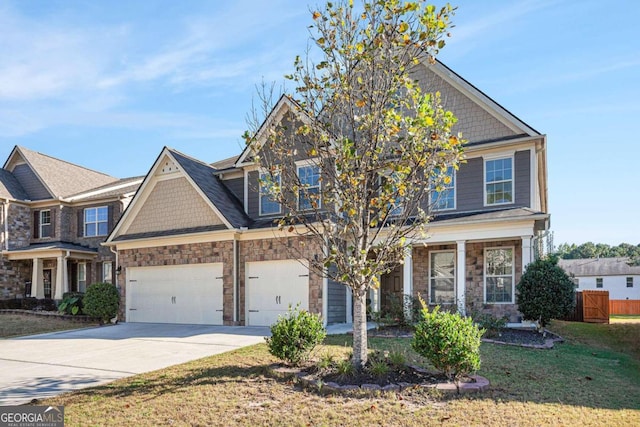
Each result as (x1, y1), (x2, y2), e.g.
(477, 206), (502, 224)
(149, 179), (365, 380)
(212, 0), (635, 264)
(514, 150), (531, 207)
(224, 177), (244, 203)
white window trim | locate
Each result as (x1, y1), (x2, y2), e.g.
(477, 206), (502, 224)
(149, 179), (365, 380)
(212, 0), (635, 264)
(258, 169), (282, 216)
(430, 167), (457, 211)
(103, 262), (112, 284)
(296, 159), (322, 211)
(428, 249), (456, 304)
(78, 262), (87, 292)
(84, 206), (108, 237)
(483, 246), (515, 304)
(483, 155), (515, 207)
(39, 210), (51, 238)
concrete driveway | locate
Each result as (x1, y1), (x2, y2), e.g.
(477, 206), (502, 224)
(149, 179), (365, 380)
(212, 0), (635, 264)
(0, 323), (269, 406)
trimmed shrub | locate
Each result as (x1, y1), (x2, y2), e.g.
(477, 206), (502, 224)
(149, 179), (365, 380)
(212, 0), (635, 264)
(266, 305), (326, 366)
(0, 298), (23, 309)
(412, 300), (484, 381)
(471, 311), (508, 338)
(83, 283), (119, 323)
(516, 255), (575, 327)
(58, 292), (84, 315)
(21, 297), (39, 310)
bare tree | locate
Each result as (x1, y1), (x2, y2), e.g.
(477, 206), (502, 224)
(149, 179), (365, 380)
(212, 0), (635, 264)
(244, 0), (464, 368)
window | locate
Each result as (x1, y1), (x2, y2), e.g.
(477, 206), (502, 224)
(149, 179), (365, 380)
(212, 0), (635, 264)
(627, 277), (634, 288)
(432, 166), (456, 210)
(78, 263), (86, 293)
(84, 206), (109, 237)
(485, 247), (514, 303)
(297, 163), (321, 210)
(596, 278), (603, 288)
(429, 251), (455, 304)
(573, 277), (580, 288)
(485, 157), (513, 205)
(103, 262), (112, 284)
(40, 210), (52, 238)
(259, 172), (282, 216)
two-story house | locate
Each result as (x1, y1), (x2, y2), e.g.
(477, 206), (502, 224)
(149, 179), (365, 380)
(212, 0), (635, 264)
(0, 146), (142, 301)
(105, 59), (550, 327)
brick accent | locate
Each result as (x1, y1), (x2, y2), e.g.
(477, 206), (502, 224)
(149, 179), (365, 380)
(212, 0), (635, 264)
(238, 236), (323, 324)
(412, 240), (523, 322)
(118, 241), (235, 325)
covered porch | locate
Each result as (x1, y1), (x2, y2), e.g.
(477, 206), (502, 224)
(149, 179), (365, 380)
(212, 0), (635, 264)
(2, 242), (97, 300)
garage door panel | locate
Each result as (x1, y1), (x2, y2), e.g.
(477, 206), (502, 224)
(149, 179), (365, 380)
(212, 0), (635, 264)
(127, 264), (223, 325)
(246, 260), (309, 326)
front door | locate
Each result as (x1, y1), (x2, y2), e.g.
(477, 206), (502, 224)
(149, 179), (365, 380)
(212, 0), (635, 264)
(380, 265), (403, 316)
(43, 269), (52, 299)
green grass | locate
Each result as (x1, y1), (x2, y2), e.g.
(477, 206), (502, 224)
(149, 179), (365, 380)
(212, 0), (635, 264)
(43, 321), (640, 426)
(0, 314), (91, 338)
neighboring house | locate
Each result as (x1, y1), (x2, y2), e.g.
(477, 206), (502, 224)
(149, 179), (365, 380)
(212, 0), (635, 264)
(559, 257), (640, 300)
(0, 146), (143, 301)
(105, 59), (550, 326)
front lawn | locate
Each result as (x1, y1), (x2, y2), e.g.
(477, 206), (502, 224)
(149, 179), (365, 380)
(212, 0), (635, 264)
(0, 314), (91, 338)
(44, 320), (640, 426)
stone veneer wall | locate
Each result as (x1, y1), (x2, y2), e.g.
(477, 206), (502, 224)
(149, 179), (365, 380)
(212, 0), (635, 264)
(7, 204), (31, 249)
(118, 241), (235, 325)
(238, 236), (323, 324)
(412, 240), (523, 322)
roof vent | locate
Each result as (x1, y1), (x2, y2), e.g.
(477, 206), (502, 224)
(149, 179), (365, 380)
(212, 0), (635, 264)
(159, 158), (180, 175)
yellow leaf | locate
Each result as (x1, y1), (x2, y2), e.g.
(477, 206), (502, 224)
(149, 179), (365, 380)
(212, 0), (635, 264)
(399, 22), (409, 33)
(356, 99), (366, 108)
(312, 11), (321, 20)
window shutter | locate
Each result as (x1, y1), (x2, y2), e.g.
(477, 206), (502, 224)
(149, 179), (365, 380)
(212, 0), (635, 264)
(33, 211), (40, 239)
(107, 205), (114, 233)
(51, 209), (56, 238)
(97, 262), (103, 282)
(86, 263), (93, 286)
(77, 210), (84, 237)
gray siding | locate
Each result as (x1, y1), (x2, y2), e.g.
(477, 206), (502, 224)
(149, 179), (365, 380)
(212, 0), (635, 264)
(439, 149), (531, 214)
(455, 157), (484, 212)
(224, 177), (244, 203)
(12, 164), (51, 200)
(327, 263), (347, 324)
(514, 150), (531, 207)
(247, 171), (259, 218)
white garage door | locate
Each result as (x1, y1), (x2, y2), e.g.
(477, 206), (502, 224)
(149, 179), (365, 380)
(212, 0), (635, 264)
(246, 259), (309, 326)
(127, 263), (224, 325)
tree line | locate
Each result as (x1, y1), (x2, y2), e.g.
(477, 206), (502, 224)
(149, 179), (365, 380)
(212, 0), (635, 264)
(555, 242), (640, 261)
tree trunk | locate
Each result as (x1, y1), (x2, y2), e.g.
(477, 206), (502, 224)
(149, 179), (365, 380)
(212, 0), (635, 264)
(352, 291), (368, 369)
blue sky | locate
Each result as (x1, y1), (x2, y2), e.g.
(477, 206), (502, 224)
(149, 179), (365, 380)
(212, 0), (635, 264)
(0, 0), (638, 246)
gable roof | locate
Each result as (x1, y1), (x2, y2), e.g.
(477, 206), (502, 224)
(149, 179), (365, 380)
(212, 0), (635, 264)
(64, 176), (144, 202)
(559, 258), (640, 277)
(238, 60), (541, 167)
(0, 169), (29, 201)
(3, 146), (118, 199)
(210, 155), (240, 171)
(170, 149), (250, 228)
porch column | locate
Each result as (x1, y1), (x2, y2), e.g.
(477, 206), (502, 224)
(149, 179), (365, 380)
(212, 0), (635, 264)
(32, 258), (43, 298)
(402, 247), (413, 320)
(54, 255), (67, 300)
(522, 236), (533, 272)
(456, 240), (466, 315)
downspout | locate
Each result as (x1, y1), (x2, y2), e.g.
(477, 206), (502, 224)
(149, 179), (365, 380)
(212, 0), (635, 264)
(109, 245), (119, 287)
(2, 199), (8, 251)
(233, 232), (240, 324)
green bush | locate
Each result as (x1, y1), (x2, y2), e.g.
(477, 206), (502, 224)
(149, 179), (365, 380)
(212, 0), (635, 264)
(265, 305), (326, 366)
(83, 283), (119, 323)
(471, 311), (507, 338)
(516, 256), (575, 327)
(58, 292), (84, 315)
(412, 301), (484, 381)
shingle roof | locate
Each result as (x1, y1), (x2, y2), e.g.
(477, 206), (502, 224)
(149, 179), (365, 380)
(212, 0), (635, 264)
(4, 241), (97, 254)
(430, 207), (547, 224)
(112, 225), (229, 242)
(0, 169), (28, 200)
(16, 146), (118, 198)
(65, 176), (144, 202)
(210, 155), (240, 171)
(169, 149), (251, 228)
(559, 258), (640, 277)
